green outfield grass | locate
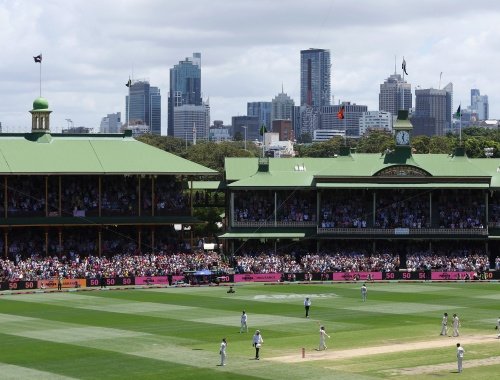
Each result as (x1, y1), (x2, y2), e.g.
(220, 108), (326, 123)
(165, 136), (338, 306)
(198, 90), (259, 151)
(0, 282), (498, 379)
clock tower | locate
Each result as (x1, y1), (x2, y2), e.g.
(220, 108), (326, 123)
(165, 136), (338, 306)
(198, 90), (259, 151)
(394, 110), (412, 148)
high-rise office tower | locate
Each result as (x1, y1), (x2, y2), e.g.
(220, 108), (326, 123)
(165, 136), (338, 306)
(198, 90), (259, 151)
(470, 88), (489, 120)
(300, 48), (331, 107)
(247, 102), (272, 131)
(412, 83), (453, 136)
(173, 102), (210, 143)
(150, 87), (161, 135)
(100, 112), (121, 133)
(168, 53), (202, 137)
(320, 102), (368, 137)
(379, 74), (412, 116)
(125, 80), (161, 134)
(271, 91), (294, 122)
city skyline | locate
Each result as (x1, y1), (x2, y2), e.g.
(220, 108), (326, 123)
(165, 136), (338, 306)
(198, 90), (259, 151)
(0, 0), (499, 134)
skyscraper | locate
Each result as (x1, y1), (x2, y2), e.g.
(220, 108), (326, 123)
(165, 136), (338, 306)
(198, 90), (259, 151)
(100, 112), (121, 133)
(168, 53), (202, 137)
(271, 91), (294, 122)
(247, 102), (272, 131)
(125, 80), (161, 134)
(379, 74), (412, 116)
(173, 103), (210, 143)
(320, 102), (368, 137)
(150, 87), (161, 135)
(412, 83), (453, 136)
(471, 88), (489, 120)
(300, 48), (331, 107)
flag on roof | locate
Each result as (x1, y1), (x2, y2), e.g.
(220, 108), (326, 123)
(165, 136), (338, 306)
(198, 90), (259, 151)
(126, 78), (132, 87)
(337, 106), (345, 120)
(402, 57), (408, 75)
(33, 54), (42, 63)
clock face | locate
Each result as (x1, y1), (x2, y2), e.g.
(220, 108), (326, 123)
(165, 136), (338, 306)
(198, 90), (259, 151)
(396, 130), (410, 145)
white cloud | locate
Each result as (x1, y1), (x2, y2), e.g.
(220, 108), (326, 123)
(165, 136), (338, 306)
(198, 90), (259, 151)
(0, 0), (500, 134)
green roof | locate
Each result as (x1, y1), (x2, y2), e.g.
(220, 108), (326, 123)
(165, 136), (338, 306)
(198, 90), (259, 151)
(0, 133), (217, 175)
(225, 154), (499, 188)
(32, 97), (49, 110)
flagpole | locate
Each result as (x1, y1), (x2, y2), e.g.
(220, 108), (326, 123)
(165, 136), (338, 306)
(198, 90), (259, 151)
(459, 101), (462, 145)
(401, 56), (405, 111)
(344, 105), (347, 146)
(127, 77), (131, 129)
(39, 56), (42, 97)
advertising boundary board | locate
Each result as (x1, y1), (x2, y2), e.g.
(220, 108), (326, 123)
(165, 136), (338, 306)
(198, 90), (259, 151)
(234, 273), (282, 282)
(38, 278), (87, 289)
(86, 277), (134, 287)
(2, 271), (499, 291)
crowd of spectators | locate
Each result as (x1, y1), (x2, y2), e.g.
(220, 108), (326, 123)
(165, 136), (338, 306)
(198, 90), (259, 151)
(406, 249), (490, 272)
(0, 251), (227, 282)
(0, 246), (496, 282)
(436, 190), (485, 229)
(0, 175), (189, 218)
(234, 192), (274, 222)
(320, 191), (370, 228)
(375, 192), (429, 229)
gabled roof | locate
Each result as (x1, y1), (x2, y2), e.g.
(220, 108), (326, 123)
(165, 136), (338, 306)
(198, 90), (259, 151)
(0, 133), (217, 175)
(225, 153), (499, 189)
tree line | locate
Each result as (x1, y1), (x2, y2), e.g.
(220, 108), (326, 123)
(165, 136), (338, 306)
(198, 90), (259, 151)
(138, 127), (500, 172)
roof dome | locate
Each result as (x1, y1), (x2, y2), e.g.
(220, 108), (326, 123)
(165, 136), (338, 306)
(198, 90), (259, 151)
(33, 97), (49, 110)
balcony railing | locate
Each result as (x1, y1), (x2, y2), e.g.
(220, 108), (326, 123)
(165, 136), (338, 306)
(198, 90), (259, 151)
(317, 227), (488, 236)
(232, 220), (317, 228)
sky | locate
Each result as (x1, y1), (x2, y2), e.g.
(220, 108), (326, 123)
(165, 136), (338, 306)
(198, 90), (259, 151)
(1, 0), (499, 134)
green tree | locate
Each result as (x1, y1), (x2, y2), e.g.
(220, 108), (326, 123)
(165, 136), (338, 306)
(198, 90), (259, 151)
(297, 137), (344, 157)
(185, 141), (256, 172)
(428, 136), (454, 154)
(137, 135), (188, 157)
(355, 130), (394, 153)
(411, 135), (431, 153)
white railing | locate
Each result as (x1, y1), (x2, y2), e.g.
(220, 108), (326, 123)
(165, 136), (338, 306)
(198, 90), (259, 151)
(232, 220), (317, 228)
(317, 227), (488, 235)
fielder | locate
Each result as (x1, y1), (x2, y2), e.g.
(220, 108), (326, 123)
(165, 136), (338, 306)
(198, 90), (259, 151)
(452, 314), (460, 337)
(219, 338), (227, 366)
(496, 316), (500, 338)
(361, 283), (367, 302)
(456, 343), (464, 373)
(318, 326), (330, 350)
(240, 310), (248, 333)
(440, 312), (448, 336)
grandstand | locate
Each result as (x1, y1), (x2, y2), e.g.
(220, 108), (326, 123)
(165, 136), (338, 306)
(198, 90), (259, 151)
(0, 97), (216, 262)
(221, 111), (500, 274)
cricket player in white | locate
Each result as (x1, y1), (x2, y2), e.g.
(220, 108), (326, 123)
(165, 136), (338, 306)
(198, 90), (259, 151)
(219, 338), (227, 366)
(496, 316), (500, 338)
(440, 312), (448, 336)
(452, 314), (460, 337)
(319, 326), (330, 350)
(361, 284), (367, 302)
(240, 310), (248, 333)
(456, 343), (464, 372)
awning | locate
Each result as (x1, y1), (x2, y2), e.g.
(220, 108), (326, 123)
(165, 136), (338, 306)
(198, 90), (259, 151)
(188, 181), (224, 190)
(316, 183), (489, 189)
(219, 232), (306, 239)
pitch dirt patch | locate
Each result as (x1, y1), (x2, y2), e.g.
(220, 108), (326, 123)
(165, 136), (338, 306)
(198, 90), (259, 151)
(381, 356), (500, 376)
(269, 334), (497, 363)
